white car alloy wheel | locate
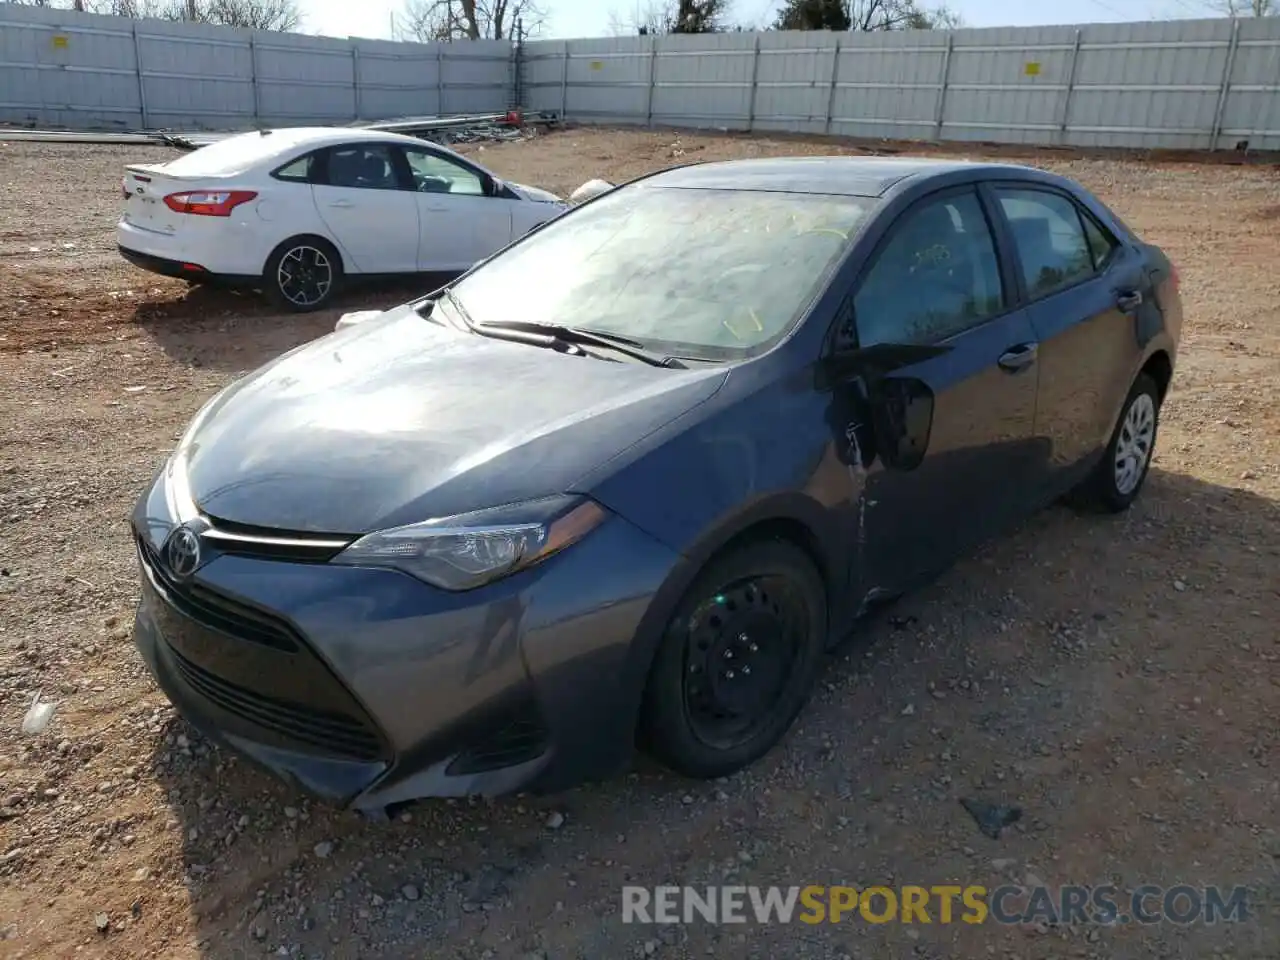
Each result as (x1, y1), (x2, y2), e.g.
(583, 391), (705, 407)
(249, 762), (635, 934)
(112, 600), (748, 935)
(1113, 391), (1156, 496)
(277, 244), (334, 309)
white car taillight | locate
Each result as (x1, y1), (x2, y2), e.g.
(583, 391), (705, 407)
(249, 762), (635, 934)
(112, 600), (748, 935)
(163, 190), (258, 217)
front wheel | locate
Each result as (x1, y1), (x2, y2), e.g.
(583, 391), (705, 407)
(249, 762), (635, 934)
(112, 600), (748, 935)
(640, 539), (827, 780)
(1076, 373), (1161, 512)
(263, 237), (342, 312)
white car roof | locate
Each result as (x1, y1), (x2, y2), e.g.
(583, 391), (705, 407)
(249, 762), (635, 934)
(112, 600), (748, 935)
(159, 126), (481, 178)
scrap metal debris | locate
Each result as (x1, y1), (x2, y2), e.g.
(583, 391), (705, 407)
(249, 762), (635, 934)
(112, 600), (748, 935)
(960, 797), (1023, 839)
(20, 690), (57, 735)
(0, 111), (560, 151)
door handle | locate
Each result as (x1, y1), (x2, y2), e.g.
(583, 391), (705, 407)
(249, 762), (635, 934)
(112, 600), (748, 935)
(328, 200), (354, 209)
(1116, 289), (1143, 313)
(997, 342), (1038, 373)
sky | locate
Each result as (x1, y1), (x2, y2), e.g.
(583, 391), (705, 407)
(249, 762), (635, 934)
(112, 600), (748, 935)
(304, 0), (1223, 42)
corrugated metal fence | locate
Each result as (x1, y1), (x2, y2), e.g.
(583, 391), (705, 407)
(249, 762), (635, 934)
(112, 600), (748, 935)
(0, 3), (512, 129)
(523, 17), (1280, 151)
(5, 3), (1280, 151)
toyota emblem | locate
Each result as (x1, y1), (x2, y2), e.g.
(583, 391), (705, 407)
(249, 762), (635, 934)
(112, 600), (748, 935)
(164, 525), (201, 578)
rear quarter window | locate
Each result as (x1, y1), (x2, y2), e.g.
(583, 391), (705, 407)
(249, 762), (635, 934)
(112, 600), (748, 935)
(273, 153), (319, 183)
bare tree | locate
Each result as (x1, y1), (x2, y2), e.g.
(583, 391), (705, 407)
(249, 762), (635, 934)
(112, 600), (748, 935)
(774, 0), (962, 31)
(2, 0), (302, 29)
(396, 0), (547, 41)
(1208, 0), (1275, 14)
(608, 0), (729, 35)
(191, 0), (301, 30)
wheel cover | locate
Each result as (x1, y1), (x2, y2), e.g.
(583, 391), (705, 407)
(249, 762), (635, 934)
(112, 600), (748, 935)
(1114, 392), (1156, 495)
(681, 574), (809, 750)
(277, 245), (333, 307)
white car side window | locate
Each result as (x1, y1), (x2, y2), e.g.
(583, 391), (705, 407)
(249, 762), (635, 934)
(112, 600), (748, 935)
(401, 147), (485, 197)
(326, 145), (400, 191)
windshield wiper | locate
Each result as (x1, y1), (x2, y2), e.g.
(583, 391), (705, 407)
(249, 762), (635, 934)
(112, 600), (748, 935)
(434, 288), (474, 330)
(473, 319), (684, 368)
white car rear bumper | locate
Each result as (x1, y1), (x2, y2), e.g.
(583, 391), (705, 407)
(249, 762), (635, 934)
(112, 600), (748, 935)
(116, 218), (270, 279)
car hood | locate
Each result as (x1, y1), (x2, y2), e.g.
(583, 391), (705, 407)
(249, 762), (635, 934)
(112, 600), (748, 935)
(505, 180), (565, 205)
(178, 307), (726, 535)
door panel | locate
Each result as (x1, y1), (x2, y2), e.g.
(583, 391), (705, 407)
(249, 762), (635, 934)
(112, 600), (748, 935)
(993, 186), (1146, 485)
(311, 144), (419, 274)
(827, 186), (1043, 601)
(398, 145), (515, 271)
(836, 313), (1042, 597)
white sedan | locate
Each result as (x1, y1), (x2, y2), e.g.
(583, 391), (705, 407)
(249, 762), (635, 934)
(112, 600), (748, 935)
(117, 127), (569, 311)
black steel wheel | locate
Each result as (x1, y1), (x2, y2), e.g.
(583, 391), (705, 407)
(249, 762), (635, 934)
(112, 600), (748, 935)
(264, 236), (342, 312)
(641, 539), (827, 779)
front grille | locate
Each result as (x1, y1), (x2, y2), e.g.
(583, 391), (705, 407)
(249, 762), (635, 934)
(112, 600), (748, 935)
(167, 643), (385, 761)
(138, 537), (299, 652)
(199, 513), (350, 564)
(447, 711), (550, 776)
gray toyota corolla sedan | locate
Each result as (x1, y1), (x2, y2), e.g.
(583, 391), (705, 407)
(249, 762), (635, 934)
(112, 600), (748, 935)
(131, 157), (1181, 813)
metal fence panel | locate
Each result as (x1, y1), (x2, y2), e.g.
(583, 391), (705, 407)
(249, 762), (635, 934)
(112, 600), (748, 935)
(0, 4), (144, 128)
(754, 31), (838, 133)
(523, 16), (1280, 152)
(829, 31), (947, 140)
(652, 32), (755, 128)
(1220, 15), (1280, 149)
(5, 3), (1280, 152)
(0, 3), (511, 130)
(354, 40), (443, 120)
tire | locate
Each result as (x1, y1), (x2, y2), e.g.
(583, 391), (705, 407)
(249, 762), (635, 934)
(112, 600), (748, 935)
(640, 539), (827, 780)
(263, 236), (342, 312)
(1076, 373), (1161, 512)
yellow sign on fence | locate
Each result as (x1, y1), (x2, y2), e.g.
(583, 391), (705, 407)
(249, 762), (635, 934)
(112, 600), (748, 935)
(51, 35), (69, 49)
(1024, 61), (1041, 76)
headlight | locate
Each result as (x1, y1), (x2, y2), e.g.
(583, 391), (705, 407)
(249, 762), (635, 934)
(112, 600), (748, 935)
(331, 495), (608, 591)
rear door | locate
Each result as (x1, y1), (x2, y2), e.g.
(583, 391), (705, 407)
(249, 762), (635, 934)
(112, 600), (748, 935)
(396, 144), (515, 271)
(830, 186), (1043, 597)
(989, 184), (1148, 487)
(310, 143), (419, 274)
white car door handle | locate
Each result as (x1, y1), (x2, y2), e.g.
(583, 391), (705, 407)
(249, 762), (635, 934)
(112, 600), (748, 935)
(328, 200), (354, 209)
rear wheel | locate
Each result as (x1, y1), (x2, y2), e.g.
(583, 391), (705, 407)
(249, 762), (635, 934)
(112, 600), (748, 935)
(640, 539), (827, 779)
(264, 237), (342, 312)
(1076, 373), (1161, 512)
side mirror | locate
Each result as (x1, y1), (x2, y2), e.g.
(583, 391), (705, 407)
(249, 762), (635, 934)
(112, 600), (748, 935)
(819, 342), (942, 472)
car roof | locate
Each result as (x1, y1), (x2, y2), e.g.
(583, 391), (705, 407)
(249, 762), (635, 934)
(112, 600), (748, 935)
(249, 126), (449, 149)
(157, 126), (465, 177)
(643, 156), (1043, 198)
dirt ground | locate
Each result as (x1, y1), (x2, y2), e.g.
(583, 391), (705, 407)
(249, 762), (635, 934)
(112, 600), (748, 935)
(1, 126), (1278, 960)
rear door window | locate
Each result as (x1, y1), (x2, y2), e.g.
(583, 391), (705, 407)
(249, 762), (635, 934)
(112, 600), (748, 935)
(995, 187), (1096, 299)
(853, 189), (1005, 347)
(322, 144), (401, 191)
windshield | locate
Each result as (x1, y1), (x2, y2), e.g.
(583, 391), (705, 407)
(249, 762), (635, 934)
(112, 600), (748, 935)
(449, 185), (872, 360)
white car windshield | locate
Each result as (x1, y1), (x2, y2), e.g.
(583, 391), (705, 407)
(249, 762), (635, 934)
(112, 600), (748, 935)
(449, 185), (872, 360)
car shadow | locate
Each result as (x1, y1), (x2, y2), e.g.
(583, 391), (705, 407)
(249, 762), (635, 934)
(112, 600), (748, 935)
(132, 274), (457, 373)
(141, 465), (1279, 956)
